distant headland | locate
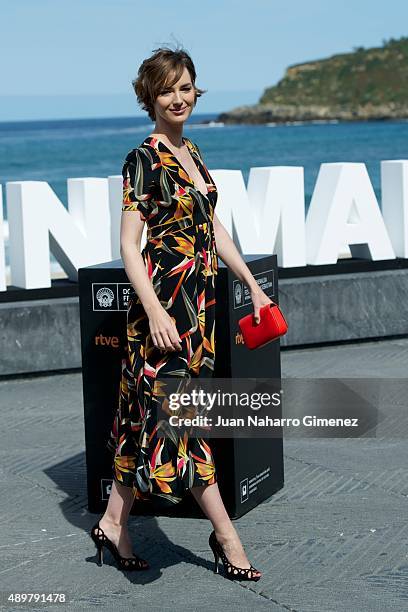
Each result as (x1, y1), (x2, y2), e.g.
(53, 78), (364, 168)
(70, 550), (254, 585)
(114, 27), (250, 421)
(211, 36), (408, 125)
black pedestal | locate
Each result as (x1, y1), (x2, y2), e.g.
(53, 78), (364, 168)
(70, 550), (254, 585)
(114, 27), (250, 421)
(78, 254), (284, 518)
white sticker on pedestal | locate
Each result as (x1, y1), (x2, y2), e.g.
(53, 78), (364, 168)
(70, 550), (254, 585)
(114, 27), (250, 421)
(240, 478), (249, 503)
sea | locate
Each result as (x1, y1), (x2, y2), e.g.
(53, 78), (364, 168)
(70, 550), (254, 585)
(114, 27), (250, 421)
(0, 113), (407, 272)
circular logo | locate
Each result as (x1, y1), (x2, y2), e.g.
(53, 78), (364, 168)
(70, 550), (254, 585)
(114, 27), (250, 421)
(235, 283), (242, 305)
(96, 287), (115, 308)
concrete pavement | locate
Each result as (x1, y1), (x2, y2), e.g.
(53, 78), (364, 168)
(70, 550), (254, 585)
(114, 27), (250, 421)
(0, 337), (407, 611)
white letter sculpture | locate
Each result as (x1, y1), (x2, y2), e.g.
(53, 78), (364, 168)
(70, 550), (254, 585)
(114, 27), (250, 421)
(306, 163), (395, 264)
(381, 160), (408, 258)
(6, 178), (111, 288)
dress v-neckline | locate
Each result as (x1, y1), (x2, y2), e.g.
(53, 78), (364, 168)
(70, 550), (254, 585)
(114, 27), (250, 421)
(145, 135), (211, 199)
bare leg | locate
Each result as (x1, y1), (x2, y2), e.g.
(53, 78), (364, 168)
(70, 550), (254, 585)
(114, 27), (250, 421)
(190, 482), (261, 576)
(98, 479), (138, 558)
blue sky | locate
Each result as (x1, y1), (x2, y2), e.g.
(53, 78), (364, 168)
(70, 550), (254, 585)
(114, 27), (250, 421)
(0, 0), (407, 121)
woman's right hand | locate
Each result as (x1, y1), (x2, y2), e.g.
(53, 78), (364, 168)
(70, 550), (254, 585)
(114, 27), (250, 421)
(148, 306), (182, 352)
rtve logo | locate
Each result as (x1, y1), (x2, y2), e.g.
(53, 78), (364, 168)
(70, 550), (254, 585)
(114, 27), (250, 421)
(235, 331), (245, 346)
(95, 334), (120, 348)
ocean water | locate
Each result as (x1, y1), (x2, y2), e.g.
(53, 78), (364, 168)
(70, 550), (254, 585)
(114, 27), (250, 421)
(1, 113), (407, 279)
(0, 114), (408, 283)
(1, 113), (407, 219)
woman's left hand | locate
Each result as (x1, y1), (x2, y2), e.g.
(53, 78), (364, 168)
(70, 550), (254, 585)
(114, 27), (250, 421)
(250, 287), (274, 324)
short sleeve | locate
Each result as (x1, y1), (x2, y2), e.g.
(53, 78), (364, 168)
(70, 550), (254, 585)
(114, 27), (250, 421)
(121, 147), (159, 220)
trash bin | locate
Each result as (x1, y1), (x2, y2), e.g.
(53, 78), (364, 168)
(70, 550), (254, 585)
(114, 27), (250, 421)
(78, 253), (284, 518)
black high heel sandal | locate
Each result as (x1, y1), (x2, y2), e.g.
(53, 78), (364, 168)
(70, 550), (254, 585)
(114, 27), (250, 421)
(90, 521), (149, 571)
(208, 530), (261, 581)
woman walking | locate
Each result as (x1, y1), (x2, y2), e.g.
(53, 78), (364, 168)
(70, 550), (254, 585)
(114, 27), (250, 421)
(91, 46), (272, 581)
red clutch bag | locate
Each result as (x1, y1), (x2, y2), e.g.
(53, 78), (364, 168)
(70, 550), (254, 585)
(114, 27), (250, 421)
(238, 301), (288, 350)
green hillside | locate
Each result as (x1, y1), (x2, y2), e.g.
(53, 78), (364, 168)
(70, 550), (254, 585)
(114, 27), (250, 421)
(217, 37), (408, 124)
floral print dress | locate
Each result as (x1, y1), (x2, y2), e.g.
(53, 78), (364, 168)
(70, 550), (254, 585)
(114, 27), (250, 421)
(106, 135), (218, 507)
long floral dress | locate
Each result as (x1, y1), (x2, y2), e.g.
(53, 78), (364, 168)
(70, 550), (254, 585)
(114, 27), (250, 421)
(106, 135), (218, 507)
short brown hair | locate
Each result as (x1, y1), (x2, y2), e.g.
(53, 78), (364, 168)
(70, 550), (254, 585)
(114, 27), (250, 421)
(132, 46), (206, 121)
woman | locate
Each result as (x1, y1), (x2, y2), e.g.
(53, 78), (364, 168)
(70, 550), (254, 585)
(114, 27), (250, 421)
(91, 46), (272, 581)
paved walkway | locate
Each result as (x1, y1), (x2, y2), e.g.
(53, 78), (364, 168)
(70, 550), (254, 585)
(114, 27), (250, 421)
(0, 337), (407, 611)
